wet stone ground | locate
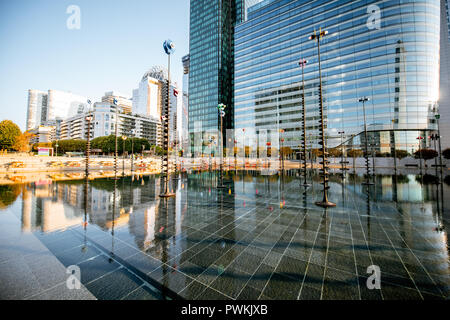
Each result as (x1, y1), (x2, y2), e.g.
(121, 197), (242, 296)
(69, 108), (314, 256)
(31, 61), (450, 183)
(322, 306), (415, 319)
(0, 170), (449, 300)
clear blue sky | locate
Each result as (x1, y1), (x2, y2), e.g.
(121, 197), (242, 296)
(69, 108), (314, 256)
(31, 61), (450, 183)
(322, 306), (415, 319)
(0, 0), (190, 131)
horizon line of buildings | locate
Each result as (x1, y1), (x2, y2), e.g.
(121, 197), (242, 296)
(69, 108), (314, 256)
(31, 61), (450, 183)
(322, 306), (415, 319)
(26, 64), (191, 152)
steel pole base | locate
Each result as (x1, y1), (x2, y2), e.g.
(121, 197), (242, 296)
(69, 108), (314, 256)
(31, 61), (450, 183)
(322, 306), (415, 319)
(159, 193), (176, 198)
(315, 201), (336, 208)
(301, 183), (311, 187)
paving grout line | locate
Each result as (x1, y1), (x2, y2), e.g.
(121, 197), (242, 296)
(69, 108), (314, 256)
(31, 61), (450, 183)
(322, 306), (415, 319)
(296, 208), (327, 300)
(380, 212), (448, 298)
(256, 205), (308, 300)
(374, 218), (424, 300)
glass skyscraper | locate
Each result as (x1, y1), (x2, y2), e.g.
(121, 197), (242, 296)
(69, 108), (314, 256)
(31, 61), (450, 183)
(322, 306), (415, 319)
(189, 0), (244, 153)
(234, 0), (441, 153)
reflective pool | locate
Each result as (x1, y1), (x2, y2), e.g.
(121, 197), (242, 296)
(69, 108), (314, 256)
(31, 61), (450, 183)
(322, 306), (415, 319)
(0, 171), (449, 300)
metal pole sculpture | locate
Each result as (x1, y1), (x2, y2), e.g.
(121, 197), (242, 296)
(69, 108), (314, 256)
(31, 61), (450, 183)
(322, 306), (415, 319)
(299, 58), (310, 187)
(113, 98), (119, 180)
(85, 99), (93, 179)
(310, 28), (335, 207)
(338, 130), (346, 179)
(435, 111), (443, 181)
(279, 129), (285, 174)
(218, 103), (226, 188)
(392, 119), (397, 174)
(417, 135), (424, 183)
(359, 97), (373, 185)
(122, 136), (127, 176)
(131, 129), (135, 174)
(160, 39), (176, 198)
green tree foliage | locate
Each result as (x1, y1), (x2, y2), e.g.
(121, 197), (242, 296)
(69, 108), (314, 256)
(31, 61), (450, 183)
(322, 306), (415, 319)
(51, 139), (86, 154)
(328, 147), (342, 157)
(280, 146), (293, 157)
(395, 149), (409, 159)
(443, 148), (450, 159)
(414, 148), (438, 161)
(90, 135), (152, 155)
(0, 120), (21, 150)
(0, 185), (22, 209)
(347, 149), (363, 158)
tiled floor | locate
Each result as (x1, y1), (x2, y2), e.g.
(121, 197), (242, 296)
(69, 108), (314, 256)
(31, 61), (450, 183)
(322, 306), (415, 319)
(1, 171), (449, 299)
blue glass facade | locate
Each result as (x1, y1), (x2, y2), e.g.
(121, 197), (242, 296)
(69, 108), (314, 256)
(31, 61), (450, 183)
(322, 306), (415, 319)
(189, 0), (243, 143)
(234, 0), (440, 153)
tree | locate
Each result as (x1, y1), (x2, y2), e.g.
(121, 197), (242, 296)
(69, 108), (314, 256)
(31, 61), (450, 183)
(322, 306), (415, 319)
(395, 149), (409, 160)
(51, 139), (86, 154)
(443, 148), (450, 159)
(414, 148), (438, 170)
(328, 147), (342, 158)
(0, 120), (21, 150)
(347, 149), (363, 158)
(13, 131), (34, 152)
(280, 146), (293, 158)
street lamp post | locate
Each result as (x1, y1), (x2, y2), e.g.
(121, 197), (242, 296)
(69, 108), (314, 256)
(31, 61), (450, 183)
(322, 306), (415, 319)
(55, 142), (59, 157)
(160, 39), (176, 198)
(359, 96), (373, 185)
(310, 28), (335, 208)
(435, 112), (443, 181)
(218, 103), (226, 188)
(299, 58), (310, 187)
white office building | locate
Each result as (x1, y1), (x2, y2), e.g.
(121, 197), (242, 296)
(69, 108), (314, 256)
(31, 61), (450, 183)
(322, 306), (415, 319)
(26, 89), (88, 132)
(132, 66), (179, 145)
(60, 103), (161, 146)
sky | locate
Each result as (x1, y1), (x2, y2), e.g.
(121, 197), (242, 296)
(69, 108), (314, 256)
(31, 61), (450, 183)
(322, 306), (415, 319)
(0, 0), (190, 131)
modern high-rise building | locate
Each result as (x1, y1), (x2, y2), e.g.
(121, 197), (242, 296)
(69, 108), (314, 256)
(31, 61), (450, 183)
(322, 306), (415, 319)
(101, 91), (132, 114)
(132, 67), (166, 118)
(188, 0), (245, 149)
(234, 0), (441, 154)
(439, 0), (450, 148)
(181, 54), (190, 154)
(26, 89), (88, 132)
(132, 66), (178, 144)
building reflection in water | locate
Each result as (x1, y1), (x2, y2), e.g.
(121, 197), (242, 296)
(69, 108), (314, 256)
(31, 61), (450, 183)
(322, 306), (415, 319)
(12, 171), (449, 283)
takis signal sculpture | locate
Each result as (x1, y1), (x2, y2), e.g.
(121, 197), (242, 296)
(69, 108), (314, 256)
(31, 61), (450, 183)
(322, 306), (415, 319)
(299, 58), (310, 187)
(359, 96), (373, 185)
(160, 39), (176, 198)
(309, 28), (336, 208)
(218, 103), (226, 188)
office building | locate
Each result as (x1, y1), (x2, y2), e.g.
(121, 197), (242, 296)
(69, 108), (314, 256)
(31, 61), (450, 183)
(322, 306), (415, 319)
(132, 66), (178, 144)
(188, 0), (245, 148)
(234, 0), (441, 154)
(26, 89), (88, 132)
(60, 103), (161, 146)
(439, 0), (450, 148)
(181, 54), (190, 154)
(101, 91), (132, 114)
